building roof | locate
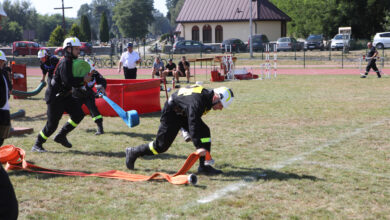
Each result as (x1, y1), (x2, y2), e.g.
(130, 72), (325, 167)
(174, 24), (183, 33)
(176, 0), (291, 23)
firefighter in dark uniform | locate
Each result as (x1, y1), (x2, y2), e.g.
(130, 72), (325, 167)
(125, 85), (234, 175)
(77, 60), (107, 135)
(31, 37), (92, 152)
(361, 42), (381, 78)
(38, 49), (59, 83)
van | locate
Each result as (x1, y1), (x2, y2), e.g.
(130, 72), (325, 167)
(248, 34), (269, 52)
(12, 41), (42, 56)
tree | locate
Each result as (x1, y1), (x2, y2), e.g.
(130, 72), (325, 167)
(99, 11), (109, 42)
(113, 0), (154, 40)
(0, 21), (22, 43)
(67, 23), (82, 39)
(166, 0), (184, 25)
(80, 15), (91, 42)
(149, 10), (171, 36)
(48, 25), (65, 46)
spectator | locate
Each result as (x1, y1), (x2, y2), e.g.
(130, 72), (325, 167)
(176, 56), (190, 83)
(118, 43), (141, 79)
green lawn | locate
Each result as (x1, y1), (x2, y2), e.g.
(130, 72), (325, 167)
(6, 73), (390, 219)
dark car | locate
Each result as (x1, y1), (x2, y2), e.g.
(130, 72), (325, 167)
(54, 42), (93, 56)
(221, 38), (247, 53)
(248, 34), (269, 52)
(172, 40), (214, 54)
(305, 34), (325, 50)
(276, 37), (304, 51)
(12, 41), (43, 56)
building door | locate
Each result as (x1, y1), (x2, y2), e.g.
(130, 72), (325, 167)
(192, 26), (199, 41)
(281, 21), (287, 37)
(215, 25), (223, 43)
(203, 25), (212, 43)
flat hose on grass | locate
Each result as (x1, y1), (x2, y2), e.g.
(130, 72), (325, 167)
(11, 81), (47, 97)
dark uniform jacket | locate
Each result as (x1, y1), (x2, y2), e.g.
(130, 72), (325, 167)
(0, 67), (12, 108)
(40, 55), (59, 79)
(170, 85), (214, 148)
(83, 70), (107, 99)
(45, 57), (85, 104)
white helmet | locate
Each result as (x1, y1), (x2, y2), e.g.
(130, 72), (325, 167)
(0, 3), (7, 17)
(63, 37), (82, 49)
(85, 58), (95, 72)
(37, 49), (48, 58)
(0, 50), (7, 61)
(213, 87), (234, 108)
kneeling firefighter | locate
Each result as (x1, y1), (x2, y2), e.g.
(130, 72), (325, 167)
(32, 37), (92, 152)
(37, 49), (59, 83)
(75, 60), (107, 135)
(125, 85), (234, 175)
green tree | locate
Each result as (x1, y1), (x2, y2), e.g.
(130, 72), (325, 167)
(113, 0), (154, 39)
(80, 15), (91, 42)
(0, 21), (23, 43)
(99, 11), (109, 42)
(149, 10), (171, 36)
(67, 23), (82, 39)
(48, 25), (65, 46)
(166, 0), (184, 25)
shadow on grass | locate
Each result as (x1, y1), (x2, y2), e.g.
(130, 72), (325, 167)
(140, 112), (162, 118)
(12, 113), (47, 122)
(84, 129), (156, 141)
(214, 164), (321, 182)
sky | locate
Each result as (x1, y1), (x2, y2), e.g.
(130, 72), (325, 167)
(20, 0), (168, 18)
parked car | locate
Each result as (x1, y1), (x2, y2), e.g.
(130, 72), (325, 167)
(330, 34), (350, 50)
(172, 40), (214, 54)
(248, 34), (269, 52)
(305, 34), (325, 50)
(221, 38), (247, 53)
(54, 42), (93, 56)
(276, 37), (303, 51)
(12, 41), (42, 56)
(373, 32), (390, 49)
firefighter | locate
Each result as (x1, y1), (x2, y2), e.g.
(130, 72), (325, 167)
(0, 50), (11, 146)
(125, 85), (234, 175)
(37, 49), (59, 83)
(361, 42), (381, 78)
(76, 60), (107, 135)
(31, 37), (92, 153)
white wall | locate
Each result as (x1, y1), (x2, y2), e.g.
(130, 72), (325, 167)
(180, 21), (282, 43)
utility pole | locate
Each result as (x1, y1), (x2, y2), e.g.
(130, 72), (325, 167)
(54, 0), (72, 34)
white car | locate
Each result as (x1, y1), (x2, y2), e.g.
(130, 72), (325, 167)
(331, 34), (350, 50)
(373, 32), (390, 49)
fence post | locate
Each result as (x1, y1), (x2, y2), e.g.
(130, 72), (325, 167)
(200, 45), (203, 68)
(303, 48), (306, 68)
(143, 39), (146, 60)
(329, 46), (331, 61)
(342, 47), (344, 69)
(155, 43), (158, 55)
(382, 47), (385, 68)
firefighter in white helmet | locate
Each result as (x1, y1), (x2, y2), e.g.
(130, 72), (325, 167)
(38, 49), (59, 83)
(32, 37), (91, 152)
(125, 85), (234, 175)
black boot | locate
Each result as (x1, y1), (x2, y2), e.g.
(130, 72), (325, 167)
(95, 121), (104, 135)
(197, 156), (223, 175)
(54, 123), (74, 148)
(125, 144), (154, 170)
(31, 134), (47, 153)
(376, 71), (382, 78)
(360, 73), (368, 78)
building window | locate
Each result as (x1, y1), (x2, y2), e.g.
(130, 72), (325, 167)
(203, 25), (212, 43)
(192, 26), (199, 41)
(215, 25), (223, 43)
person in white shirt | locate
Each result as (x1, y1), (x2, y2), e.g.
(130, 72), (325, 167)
(118, 43), (141, 79)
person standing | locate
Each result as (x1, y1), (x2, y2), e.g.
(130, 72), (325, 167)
(361, 42), (381, 78)
(118, 43), (141, 79)
(125, 85), (234, 175)
(176, 56), (190, 83)
(38, 49), (59, 83)
(31, 37), (92, 153)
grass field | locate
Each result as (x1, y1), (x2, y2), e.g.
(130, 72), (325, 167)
(5, 72), (390, 219)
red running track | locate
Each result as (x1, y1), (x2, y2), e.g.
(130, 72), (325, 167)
(26, 67), (389, 77)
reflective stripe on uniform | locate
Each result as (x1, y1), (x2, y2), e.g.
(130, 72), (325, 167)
(40, 131), (48, 140)
(178, 85), (204, 96)
(68, 119), (78, 127)
(93, 115), (103, 121)
(201, 137), (211, 143)
(149, 142), (158, 155)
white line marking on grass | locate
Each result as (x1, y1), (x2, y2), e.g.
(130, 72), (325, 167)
(195, 119), (389, 204)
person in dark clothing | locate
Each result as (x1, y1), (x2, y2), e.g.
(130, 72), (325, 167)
(0, 165), (18, 220)
(77, 60), (107, 135)
(176, 56), (190, 83)
(163, 58), (177, 77)
(38, 49), (59, 83)
(31, 37), (92, 153)
(361, 42), (381, 78)
(125, 85), (234, 175)
(0, 50), (12, 146)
